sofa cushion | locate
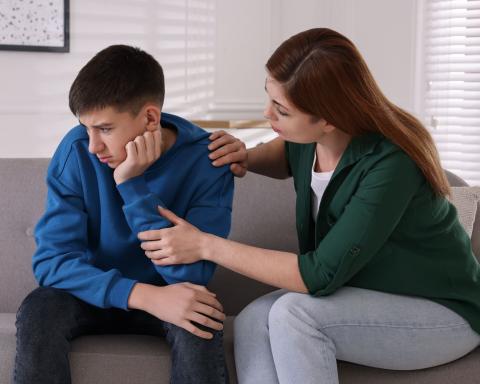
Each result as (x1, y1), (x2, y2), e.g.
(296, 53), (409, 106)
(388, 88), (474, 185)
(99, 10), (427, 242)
(449, 186), (480, 238)
(0, 313), (16, 384)
(3, 310), (480, 384)
(447, 186), (480, 260)
(0, 314), (238, 384)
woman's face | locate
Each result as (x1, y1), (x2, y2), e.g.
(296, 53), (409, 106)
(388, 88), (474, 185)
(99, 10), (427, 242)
(264, 75), (332, 143)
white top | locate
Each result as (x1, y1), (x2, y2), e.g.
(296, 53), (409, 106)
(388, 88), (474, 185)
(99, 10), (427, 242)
(311, 152), (334, 222)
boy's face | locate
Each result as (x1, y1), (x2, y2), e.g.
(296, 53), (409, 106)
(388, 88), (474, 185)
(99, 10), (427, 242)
(79, 106), (155, 168)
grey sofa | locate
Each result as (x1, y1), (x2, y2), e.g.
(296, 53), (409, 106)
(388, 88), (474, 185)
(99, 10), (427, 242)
(1, 158), (479, 384)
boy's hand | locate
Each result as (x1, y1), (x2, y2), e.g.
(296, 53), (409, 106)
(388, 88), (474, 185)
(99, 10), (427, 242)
(128, 282), (226, 339)
(208, 130), (248, 177)
(114, 129), (162, 185)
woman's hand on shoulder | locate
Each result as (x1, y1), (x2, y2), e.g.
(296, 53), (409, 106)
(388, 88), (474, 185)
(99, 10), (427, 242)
(208, 130), (248, 177)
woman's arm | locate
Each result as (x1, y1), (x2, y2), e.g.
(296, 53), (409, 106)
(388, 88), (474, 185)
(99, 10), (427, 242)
(208, 131), (290, 179)
(139, 207), (308, 292)
(203, 236), (307, 291)
(247, 137), (291, 179)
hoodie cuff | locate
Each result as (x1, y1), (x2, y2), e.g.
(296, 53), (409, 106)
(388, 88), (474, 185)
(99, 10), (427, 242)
(105, 276), (138, 310)
(117, 175), (151, 205)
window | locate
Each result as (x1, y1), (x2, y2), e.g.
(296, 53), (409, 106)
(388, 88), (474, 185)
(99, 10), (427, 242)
(420, 0), (480, 185)
(158, 0), (216, 118)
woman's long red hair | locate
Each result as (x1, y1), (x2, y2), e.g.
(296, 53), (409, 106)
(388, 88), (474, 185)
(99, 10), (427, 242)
(266, 28), (449, 196)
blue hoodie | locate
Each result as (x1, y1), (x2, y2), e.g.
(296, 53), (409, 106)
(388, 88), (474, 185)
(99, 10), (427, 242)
(33, 113), (234, 310)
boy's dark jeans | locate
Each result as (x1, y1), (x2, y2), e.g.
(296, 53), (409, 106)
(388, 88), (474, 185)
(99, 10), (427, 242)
(13, 286), (229, 384)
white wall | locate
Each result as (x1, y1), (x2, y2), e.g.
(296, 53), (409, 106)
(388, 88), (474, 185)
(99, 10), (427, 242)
(0, 0), (215, 157)
(0, 0), (419, 157)
(209, 0), (418, 119)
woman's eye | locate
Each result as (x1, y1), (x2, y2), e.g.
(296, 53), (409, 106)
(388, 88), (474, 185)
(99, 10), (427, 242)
(277, 108), (289, 117)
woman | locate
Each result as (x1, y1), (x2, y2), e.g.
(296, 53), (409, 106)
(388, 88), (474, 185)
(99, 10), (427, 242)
(138, 28), (480, 383)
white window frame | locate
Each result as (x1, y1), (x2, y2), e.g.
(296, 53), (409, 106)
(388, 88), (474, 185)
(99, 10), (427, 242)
(416, 0), (480, 186)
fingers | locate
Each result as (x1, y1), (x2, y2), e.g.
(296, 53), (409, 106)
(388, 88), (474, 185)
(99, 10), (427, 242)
(209, 141), (242, 161)
(193, 302), (226, 323)
(208, 130), (227, 142)
(151, 257), (174, 266)
(208, 132), (237, 151)
(207, 134), (248, 173)
(183, 282), (217, 297)
(183, 321), (214, 340)
(138, 229), (164, 241)
(182, 283), (223, 311)
(211, 151), (247, 167)
(153, 129), (162, 158)
(141, 239), (161, 251)
(157, 206), (184, 226)
(189, 311), (224, 331)
(133, 135), (148, 166)
(125, 141), (138, 160)
(143, 131), (156, 162)
(230, 163), (247, 177)
(132, 130), (162, 166)
(145, 249), (168, 261)
(195, 290), (224, 313)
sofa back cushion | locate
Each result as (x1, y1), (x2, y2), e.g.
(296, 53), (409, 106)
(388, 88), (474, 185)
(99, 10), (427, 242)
(449, 187), (480, 238)
(448, 186), (480, 260)
(0, 159), (298, 314)
(209, 173), (297, 314)
(0, 159), (49, 312)
(0, 159), (478, 315)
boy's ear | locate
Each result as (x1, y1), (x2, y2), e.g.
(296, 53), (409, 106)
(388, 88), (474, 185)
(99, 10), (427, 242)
(144, 105), (161, 132)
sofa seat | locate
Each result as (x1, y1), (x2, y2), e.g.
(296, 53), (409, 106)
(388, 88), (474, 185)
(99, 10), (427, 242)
(2, 311), (480, 383)
(0, 313), (237, 384)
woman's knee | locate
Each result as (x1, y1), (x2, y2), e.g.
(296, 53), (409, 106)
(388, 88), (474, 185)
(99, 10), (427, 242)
(234, 290), (286, 338)
(267, 292), (320, 331)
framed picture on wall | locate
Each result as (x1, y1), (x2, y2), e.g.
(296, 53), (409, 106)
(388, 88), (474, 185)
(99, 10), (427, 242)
(0, 0), (69, 52)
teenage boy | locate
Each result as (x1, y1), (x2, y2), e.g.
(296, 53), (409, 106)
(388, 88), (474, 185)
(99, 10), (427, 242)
(13, 45), (233, 384)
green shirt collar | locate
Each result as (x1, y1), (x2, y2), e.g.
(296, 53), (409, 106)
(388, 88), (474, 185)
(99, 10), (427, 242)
(334, 133), (383, 176)
(303, 133), (383, 179)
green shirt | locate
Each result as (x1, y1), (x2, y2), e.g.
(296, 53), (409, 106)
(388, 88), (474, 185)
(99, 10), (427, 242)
(286, 133), (480, 334)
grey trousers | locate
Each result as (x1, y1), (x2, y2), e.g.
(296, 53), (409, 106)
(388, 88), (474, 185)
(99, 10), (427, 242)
(234, 287), (480, 384)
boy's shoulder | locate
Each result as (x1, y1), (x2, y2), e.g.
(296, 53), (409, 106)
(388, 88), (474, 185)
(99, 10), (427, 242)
(160, 113), (232, 179)
(161, 113), (210, 146)
(49, 125), (89, 179)
(55, 125), (89, 154)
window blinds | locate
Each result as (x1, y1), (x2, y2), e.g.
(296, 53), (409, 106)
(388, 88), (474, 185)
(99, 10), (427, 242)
(158, 0), (216, 118)
(423, 0), (480, 185)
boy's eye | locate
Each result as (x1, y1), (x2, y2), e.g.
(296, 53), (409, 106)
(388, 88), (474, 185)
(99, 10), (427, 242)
(100, 128), (111, 134)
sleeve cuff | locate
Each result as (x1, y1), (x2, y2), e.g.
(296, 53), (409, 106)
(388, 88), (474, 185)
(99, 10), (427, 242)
(298, 252), (334, 296)
(117, 175), (151, 204)
(105, 277), (138, 310)
(297, 253), (316, 295)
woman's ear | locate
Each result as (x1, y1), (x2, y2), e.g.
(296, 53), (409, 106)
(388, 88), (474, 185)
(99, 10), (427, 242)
(319, 119), (336, 134)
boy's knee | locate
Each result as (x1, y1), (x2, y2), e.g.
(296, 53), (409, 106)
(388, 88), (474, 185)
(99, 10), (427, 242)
(16, 287), (74, 331)
(166, 323), (224, 353)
